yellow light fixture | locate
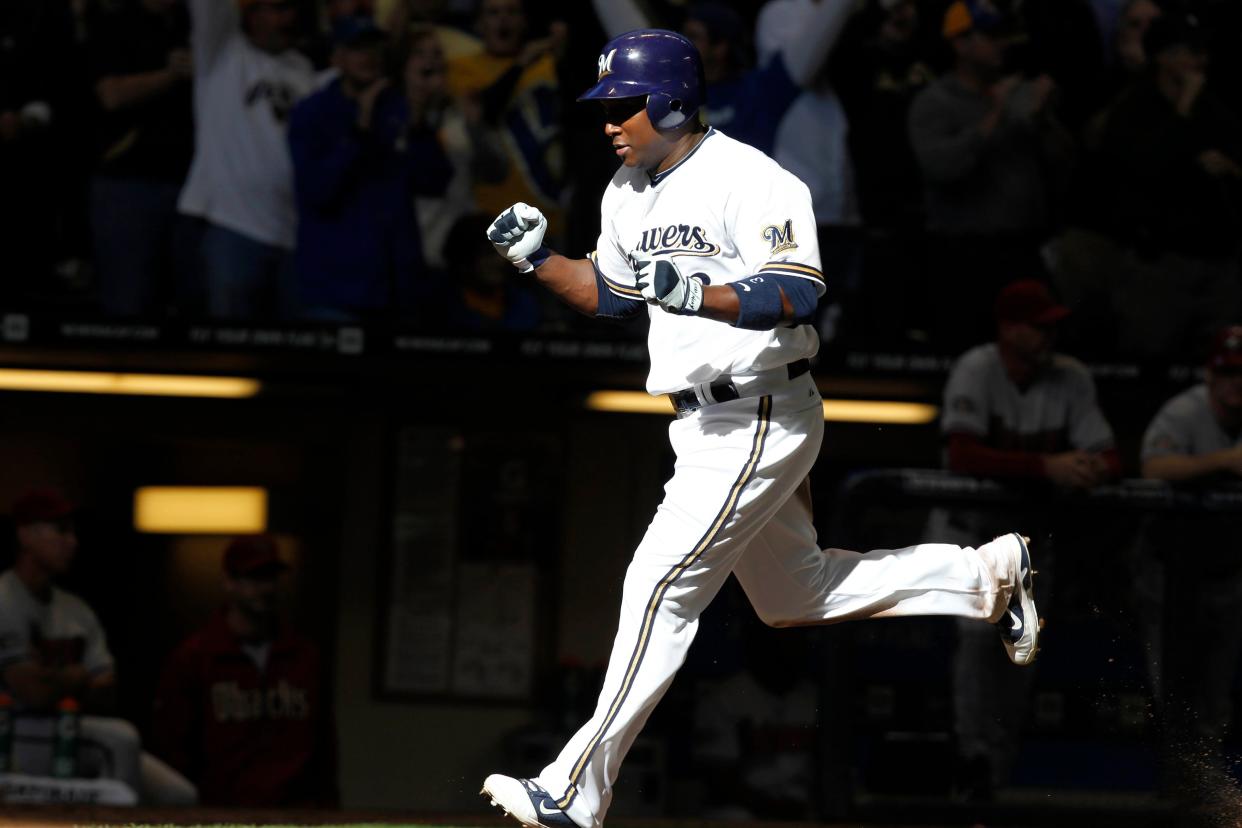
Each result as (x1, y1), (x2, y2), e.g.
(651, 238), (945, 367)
(823, 399), (939, 425)
(134, 487), (269, 534)
(0, 369), (260, 398)
(585, 391), (676, 415)
(585, 391), (938, 425)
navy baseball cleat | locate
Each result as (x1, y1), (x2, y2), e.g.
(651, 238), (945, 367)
(481, 774), (582, 828)
(994, 533), (1042, 666)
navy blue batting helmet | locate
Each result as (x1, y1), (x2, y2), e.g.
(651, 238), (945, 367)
(577, 29), (705, 131)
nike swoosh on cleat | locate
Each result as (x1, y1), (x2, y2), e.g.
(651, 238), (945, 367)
(997, 608), (1022, 640)
(538, 802), (564, 817)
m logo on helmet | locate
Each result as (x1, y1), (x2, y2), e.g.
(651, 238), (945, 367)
(762, 220), (797, 255)
(597, 48), (617, 81)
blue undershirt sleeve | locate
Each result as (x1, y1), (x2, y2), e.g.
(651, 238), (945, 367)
(592, 254), (645, 320)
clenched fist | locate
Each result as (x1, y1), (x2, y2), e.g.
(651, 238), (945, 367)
(486, 202), (550, 273)
(633, 256), (703, 315)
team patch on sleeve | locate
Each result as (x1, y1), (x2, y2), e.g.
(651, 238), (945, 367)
(757, 260), (825, 291)
(762, 220), (798, 255)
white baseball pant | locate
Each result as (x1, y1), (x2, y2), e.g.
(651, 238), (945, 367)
(534, 371), (1018, 828)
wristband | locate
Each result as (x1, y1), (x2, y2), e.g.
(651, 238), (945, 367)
(683, 276), (704, 314)
(517, 245), (554, 273)
(730, 277), (784, 330)
(764, 274), (820, 323)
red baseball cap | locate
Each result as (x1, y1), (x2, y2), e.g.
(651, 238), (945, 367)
(12, 488), (76, 527)
(223, 534), (288, 577)
(1208, 325), (1242, 370)
(994, 280), (1070, 326)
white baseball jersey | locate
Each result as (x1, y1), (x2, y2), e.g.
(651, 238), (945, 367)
(942, 344), (1115, 453)
(1141, 384), (1242, 462)
(0, 570), (114, 707)
(591, 128), (825, 395)
(178, 0), (315, 249)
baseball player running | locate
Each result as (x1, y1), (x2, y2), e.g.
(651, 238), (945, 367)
(481, 29), (1039, 828)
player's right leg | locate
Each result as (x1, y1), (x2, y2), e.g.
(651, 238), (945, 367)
(480, 443), (747, 828)
(483, 384), (826, 828)
(481, 775), (582, 828)
(733, 490), (1040, 665)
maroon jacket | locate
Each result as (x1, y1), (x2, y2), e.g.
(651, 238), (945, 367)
(153, 610), (338, 807)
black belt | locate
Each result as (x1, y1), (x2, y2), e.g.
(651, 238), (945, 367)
(668, 359), (810, 417)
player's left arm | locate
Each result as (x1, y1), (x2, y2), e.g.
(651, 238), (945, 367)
(700, 268), (821, 327)
(636, 257), (822, 330)
(645, 271), (815, 327)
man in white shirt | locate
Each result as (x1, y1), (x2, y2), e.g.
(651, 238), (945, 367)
(0, 489), (195, 804)
(178, 0), (316, 320)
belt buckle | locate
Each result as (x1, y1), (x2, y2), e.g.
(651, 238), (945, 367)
(669, 389), (699, 417)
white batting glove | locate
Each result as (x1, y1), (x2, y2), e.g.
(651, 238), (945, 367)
(633, 256), (703, 315)
(486, 202), (550, 273)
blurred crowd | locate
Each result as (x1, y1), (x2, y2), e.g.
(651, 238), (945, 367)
(0, 0), (1238, 360)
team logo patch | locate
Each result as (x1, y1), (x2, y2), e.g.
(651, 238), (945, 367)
(762, 220), (798, 255)
(598, 48), (617, 81)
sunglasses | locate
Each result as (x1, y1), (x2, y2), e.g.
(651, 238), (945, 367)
(600, 97), (646, 124)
